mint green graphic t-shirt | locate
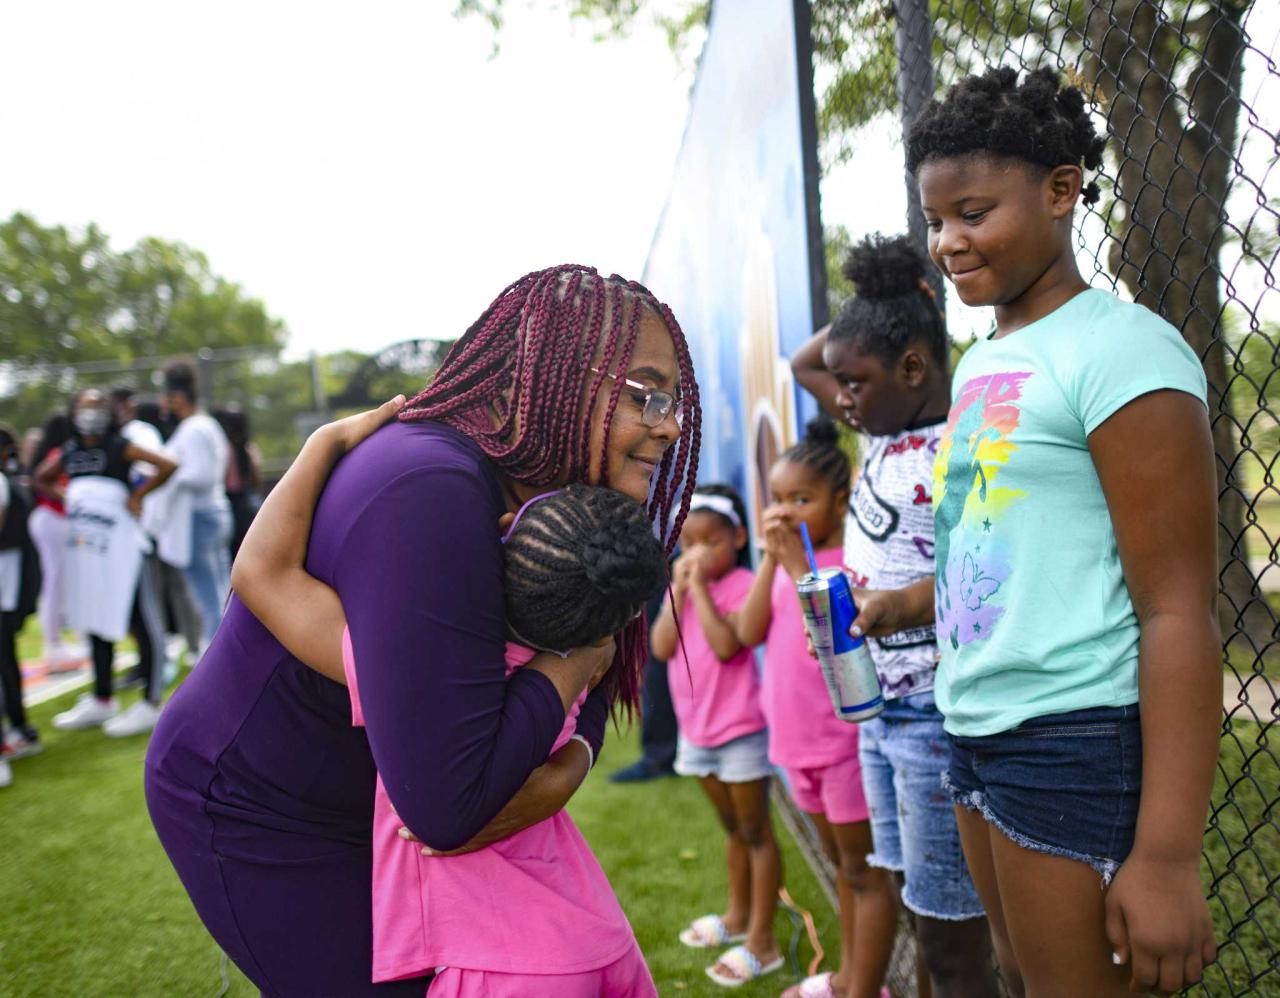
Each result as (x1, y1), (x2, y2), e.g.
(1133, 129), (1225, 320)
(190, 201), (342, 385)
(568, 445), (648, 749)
(933, 289), (1208, 737)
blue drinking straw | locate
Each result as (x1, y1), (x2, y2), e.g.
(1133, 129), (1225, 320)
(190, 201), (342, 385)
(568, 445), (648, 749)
(800, 522), (820, 578)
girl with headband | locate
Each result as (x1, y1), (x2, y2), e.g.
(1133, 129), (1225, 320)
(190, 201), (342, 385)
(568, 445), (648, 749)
(651, 484), (784, 988)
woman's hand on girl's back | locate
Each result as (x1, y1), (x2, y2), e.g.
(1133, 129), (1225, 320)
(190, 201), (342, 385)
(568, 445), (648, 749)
(527, 638), (616, 715)
(587, 643), (615, 690)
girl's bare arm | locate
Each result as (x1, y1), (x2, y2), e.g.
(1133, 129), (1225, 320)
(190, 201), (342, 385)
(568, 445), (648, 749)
(1091, 389), (1219, 994)
(733, 550), (776, 648)
(232, 398), (406, 683)
(790, 325), (845, 420)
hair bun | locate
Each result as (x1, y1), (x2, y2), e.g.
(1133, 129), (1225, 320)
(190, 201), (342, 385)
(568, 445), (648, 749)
(841, 233), (928, 301)
(581, 518), (667, 605)
(803, 415), (839, 446)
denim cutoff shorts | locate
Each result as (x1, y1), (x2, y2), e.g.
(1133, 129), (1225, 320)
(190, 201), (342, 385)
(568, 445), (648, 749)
(860, 691), (985, 920)
(945, 703), (1142, 884)
(675, 729), (772, 783)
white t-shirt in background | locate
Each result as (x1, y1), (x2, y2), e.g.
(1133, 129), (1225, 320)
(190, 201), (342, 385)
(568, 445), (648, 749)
(168, 412), (230, 513)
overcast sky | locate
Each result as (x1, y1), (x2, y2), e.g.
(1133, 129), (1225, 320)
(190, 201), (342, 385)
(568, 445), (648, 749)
(1, 2), (705, 359)
(3, 2), (1274, 360)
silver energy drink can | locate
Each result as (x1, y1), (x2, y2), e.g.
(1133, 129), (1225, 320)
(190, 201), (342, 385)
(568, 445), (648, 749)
(796, 567), (885, 723)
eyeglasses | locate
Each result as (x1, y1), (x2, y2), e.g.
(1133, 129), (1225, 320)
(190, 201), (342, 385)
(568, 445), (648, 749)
(590, 368), (684, 428)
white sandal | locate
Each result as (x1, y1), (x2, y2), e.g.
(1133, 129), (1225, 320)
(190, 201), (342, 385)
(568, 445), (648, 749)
(705, 944), (784, 988)
(678, 913), (748, 949)
(781, 971), (835, 998)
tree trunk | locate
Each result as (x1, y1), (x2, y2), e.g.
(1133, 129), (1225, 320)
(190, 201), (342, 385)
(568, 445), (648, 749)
(1082, 0), (1275, 658)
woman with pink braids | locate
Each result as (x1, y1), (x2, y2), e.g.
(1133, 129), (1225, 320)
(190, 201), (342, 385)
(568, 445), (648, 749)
(145, 266), (700, 995)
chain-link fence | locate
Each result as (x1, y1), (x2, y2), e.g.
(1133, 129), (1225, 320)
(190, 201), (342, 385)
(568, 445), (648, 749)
(812, 0), (1278, 993)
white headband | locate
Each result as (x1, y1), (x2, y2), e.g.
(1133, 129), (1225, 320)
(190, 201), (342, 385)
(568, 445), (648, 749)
(688, 493), (742, 528)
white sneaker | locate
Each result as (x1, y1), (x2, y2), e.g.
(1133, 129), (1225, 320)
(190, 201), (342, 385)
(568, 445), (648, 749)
(46, 644), (86, 674)
(54, 638), (89, 660)
(103, 700), (161, 738)
(165, 635), (186, 663)
(53, 694), (119, 730)
(3, 728), (42, 759)
(163, 659), (179, 686)
(0, 758), (11, 788)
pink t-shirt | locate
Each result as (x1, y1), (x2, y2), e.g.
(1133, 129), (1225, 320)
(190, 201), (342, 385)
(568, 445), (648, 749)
(760, 547), (861, 768)
(342, 629), (638, 981)
(667, 566), (766, 749)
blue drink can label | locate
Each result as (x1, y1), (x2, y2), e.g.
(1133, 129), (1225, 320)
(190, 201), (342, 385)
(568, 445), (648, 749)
(796, 567), (885, 722)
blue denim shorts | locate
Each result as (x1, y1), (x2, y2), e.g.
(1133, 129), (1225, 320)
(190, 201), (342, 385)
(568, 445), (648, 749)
(675, 729), (772, 783)
(860, 692), (985, 920)
(945, 703), (1142, 884)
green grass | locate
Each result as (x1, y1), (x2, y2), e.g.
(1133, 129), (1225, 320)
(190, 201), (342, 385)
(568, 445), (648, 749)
(570, 739), (842, 997)
(2, 671), (1274, 997)
(0, 682), (840, 997)
(0, 673), (245, 997)
(15, 622), (135, 666)
(1201, 720), (1280, 996)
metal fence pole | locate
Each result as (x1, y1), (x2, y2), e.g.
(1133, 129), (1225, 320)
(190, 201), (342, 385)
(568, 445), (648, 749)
(893, 0), (945, 307)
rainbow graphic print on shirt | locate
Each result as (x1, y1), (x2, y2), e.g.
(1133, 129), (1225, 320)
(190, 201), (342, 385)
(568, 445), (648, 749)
(933, 370), (1032, 650)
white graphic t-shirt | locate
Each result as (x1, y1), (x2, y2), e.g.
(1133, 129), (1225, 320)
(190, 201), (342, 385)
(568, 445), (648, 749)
(843, 422), (943, 699)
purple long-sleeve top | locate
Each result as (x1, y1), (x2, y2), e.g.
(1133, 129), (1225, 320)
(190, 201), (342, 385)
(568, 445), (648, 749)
(145, 421), (607, 994)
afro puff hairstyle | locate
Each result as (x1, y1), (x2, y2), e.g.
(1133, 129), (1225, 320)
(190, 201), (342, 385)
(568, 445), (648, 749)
(829, 233), (948, 370)
(906, 66), (1106, 205)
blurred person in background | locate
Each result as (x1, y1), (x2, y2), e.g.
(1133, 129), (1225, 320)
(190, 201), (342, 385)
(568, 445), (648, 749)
(19, 428), (43, 472)
(27, 412), (82, 672)
(113, 387), (190, 687)
(213, 407), (262, 560)
(132, 398), (204, 663)
(113, 387), (165, 461)
(162, 361), (233, 654)
(0, 423), (44, 772)
(134, 399), (175, 441)
(37, 390), (176, 737)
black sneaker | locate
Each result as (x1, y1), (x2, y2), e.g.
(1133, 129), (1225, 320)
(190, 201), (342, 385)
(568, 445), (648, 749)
(608, 759), (676, 784)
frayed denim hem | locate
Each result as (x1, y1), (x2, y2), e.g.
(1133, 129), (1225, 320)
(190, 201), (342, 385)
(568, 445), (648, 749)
(865, 854), (905, 874)
(900, 894), (988, 922)
(941, 772), (1120, 886)
(867, 853), (987, 921)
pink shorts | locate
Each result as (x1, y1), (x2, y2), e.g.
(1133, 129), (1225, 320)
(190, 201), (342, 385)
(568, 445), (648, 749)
(784, 755), (870, 825)
(427, 941), (657, 997)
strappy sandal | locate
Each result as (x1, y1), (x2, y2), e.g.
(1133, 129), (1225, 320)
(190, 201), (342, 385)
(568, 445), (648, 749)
(705, 944), (784, 988)
(781, 971), (835, 997)
(678, 913), (748, 949)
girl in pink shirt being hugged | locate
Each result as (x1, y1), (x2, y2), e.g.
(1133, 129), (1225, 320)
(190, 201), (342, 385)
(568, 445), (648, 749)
(651, 485), (782, 989)
(734, 418), (894, 998)
(232, 400), (667, 997)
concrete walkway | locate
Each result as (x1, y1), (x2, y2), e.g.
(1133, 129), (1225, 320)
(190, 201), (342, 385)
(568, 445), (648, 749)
(1223, 669), (1277, 721)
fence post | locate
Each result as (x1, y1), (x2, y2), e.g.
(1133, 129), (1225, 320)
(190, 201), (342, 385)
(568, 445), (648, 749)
(893, 0), (944, 306)
(794, 0), (830, 331)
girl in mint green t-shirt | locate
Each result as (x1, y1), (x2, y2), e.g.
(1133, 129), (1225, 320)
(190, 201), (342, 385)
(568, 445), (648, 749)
(907, 67), (1220, 997)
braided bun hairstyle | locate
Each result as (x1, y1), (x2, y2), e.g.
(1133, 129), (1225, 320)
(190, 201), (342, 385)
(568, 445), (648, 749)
(906, 66), (1106, 205)
(504, 485), (667, 695)
(777, 416), (850, 494)
(401, 265), (702, 712)
(830, 233), (948, 369)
